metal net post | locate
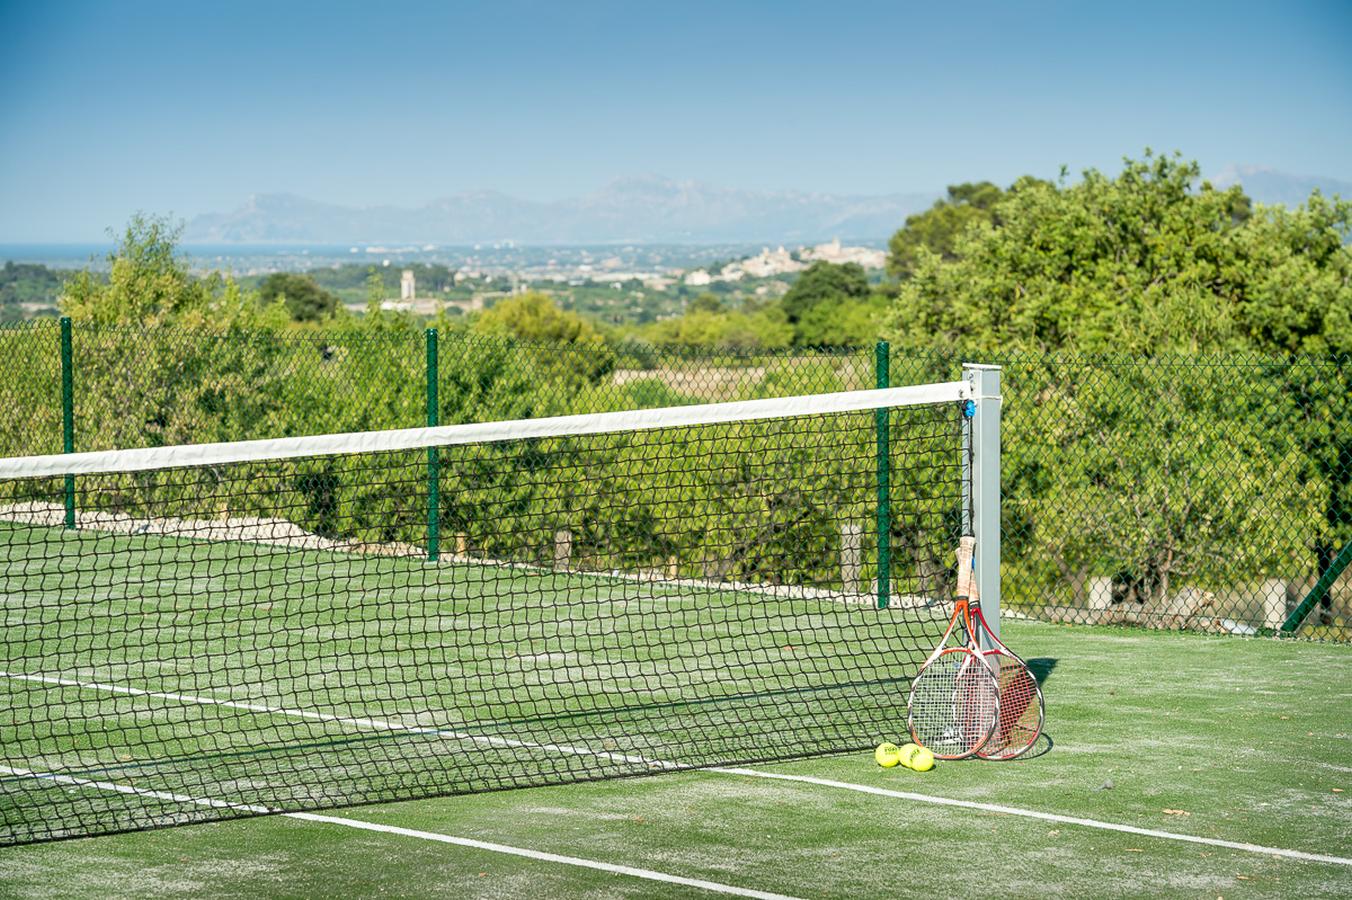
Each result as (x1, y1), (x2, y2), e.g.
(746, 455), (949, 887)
(964, 363), (1001, 642)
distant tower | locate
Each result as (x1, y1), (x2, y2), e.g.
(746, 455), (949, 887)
(400, 269), (416, 300)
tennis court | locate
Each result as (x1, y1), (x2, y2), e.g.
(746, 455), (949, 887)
(2, 618), (1349, 897)
(2, 377), (1349, 897)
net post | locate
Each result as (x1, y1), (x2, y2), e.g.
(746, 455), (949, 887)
(964, 363), (1001, 642)
(60, 316), (76, 529)
(875, 341), (890, 609)
(425, 327), (440, 563)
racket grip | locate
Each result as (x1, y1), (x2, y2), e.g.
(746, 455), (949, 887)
(956, 537), (976, 600)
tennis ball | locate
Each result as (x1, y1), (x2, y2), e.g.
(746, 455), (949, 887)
(874, 742), (902, 768)
(904, 744), (935, 772)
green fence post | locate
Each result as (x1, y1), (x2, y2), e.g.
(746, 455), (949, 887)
(1282, 540), (1352, 633)
(425, 328), (440, 562)
(60, 317), (75, 529)
(875, 341), (890, 609)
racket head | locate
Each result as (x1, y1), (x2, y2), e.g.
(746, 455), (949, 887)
(907, 646), (999, 759)
(977, 649), (1045, 760)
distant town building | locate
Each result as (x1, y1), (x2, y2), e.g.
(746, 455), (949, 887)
(367, 267), (484, 315)
(801, 238), (887, 269)
(739, 246), (804, 279)
(681, 239), (887, 285)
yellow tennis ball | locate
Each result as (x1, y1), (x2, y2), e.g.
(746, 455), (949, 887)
(874, 742), (902, 768)
(895, 742), (919, 769)
(908, 745), (935, 772)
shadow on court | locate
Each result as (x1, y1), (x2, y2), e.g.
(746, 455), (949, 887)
(1006, 657), (1056, 759)
(1026, 657), (1057, 685)
(1014, 730), (1054, 759)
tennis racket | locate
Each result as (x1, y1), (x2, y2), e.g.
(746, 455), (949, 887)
(906, 537), (999, 759)
(970, 601), (1045, 760)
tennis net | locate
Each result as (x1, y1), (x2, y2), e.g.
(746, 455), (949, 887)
(1, 379), (972, 845)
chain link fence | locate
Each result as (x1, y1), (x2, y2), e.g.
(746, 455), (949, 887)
(885, 351), (1351, 641)
(2, 319), (1347, 640)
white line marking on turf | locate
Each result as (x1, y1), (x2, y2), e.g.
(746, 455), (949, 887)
(0, 765), (798, 900)
(284, 812), (799, 900)
(9, 670), (1350, 869)
(0, 670), (673, 770)
(0, 765), (273, 815)
(707, 768), (1352, 868)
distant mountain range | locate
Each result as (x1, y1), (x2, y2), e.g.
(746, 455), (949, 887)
(1209, 165), (1351, 208)
(184, 167), (1350, 246)
(185, 176), (939, 245)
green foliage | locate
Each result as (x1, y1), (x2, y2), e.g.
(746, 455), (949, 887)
(689, 293), (724, 314)
(886, 153), (1351, 356)
(751, 358), (848, 398)
(35, 217), (299, 459)
(883, 152), (1352, 619)
(625, 263), (876, 351)
(997, 358), (1321, 610)
(0, 322), (63, 457)
(3, 186), (1348, 631)
(244, 262), (466, 308)
(0, 262), (69, 320)
(475, 292), (604, 345)
(258, 273), (340, 322)
(612, 377), (693, 410)
(60, 215), (285, 331)
(779, 262), (869, 324)
(886, 182), (1006, 279)
(643, 306), (794, 351)
(473, 292), (617, 383)
(793, 294), (887, 348)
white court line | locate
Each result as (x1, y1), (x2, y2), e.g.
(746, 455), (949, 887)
(0, 764), (273, 815)
(0, 670), (673, 770)
(5, 669), (1350, 868)
(283, 812), (799, 900)
(0, 764), (798, 900)
(707, 768), (1352, 868)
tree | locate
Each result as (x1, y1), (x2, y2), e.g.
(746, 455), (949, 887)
(258, 272), (340, 322)
(793, 294), (887, 348)
(60, 214), (282, 330)
(49, 216), (298, 453)
(883, 151), (1352, 623)
(475, 292), (603, 344)
(0, 261), (69, 319)
(780, 262), (869, 324)
(886, 153), (1349, 356)
(886, 181), (1006, 279)
(643, 306), (793, 351)
(688, 292), (724, 313)
(474, 292), (616, 382)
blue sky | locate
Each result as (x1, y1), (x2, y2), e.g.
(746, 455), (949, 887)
(1, 0), (1349, 240)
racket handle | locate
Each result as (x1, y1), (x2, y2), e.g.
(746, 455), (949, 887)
(956, 536), (976, 600)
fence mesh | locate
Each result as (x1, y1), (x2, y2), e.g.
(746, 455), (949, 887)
(1, 321), (1348, 640)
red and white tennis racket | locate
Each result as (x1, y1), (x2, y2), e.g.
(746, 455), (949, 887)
(957, 543), (1045, 760)
(906, 537), (999, 759)
(970, 601), (1045, 760)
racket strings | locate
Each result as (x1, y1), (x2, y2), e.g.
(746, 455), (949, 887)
(978, 652), (1043, 759)
(907, 652), (998, 759)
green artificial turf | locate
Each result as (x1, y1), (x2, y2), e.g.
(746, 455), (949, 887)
(2, 518), (1350, 897)
(1, 518), (950, 844)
